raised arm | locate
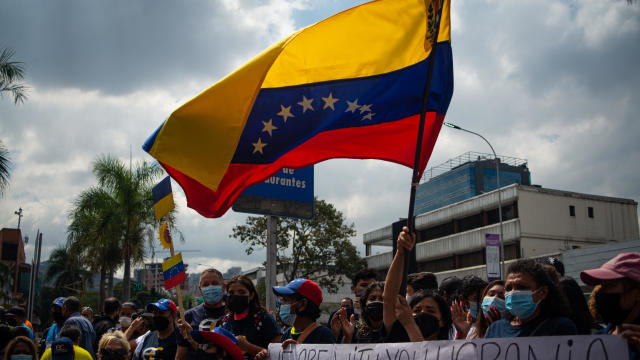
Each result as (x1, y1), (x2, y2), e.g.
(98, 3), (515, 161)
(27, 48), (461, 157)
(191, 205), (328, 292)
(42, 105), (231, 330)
(383, 226), (415, 334)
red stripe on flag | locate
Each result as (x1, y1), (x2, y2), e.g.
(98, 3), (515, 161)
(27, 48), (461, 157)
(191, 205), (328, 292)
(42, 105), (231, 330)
(163, 112), (444, 218)
(164, 271), (186, 290)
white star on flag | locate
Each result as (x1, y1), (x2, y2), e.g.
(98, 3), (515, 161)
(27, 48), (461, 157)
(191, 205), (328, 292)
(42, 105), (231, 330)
(252, 138), (267, 154)
(345, 99), (360, 113)
(321, 92), (339, 110)
(297, 96), (314, 113)
(361, 112), (375, 121)
(261, 119), (278, 137)
(359, 104), (372, 114)
(277, 105), (294, 123)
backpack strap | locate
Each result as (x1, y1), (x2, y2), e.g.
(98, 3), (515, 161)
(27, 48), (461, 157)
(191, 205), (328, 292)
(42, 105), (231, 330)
(297, 323), (321, 344)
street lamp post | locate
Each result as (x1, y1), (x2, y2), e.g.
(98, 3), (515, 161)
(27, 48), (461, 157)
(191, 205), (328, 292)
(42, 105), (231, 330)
(443, 122), (505, 279)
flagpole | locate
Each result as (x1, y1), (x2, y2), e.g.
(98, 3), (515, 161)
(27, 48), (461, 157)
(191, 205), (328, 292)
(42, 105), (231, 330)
(166, 220), (186, 322)
(402, 2), (444, 295)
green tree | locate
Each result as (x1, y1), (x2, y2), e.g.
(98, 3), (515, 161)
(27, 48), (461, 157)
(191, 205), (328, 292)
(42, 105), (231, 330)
(91, 155), (163, 301)
(67, 187), (122, 310)
(0, 141), (11, 196)
(231, 198), (366, 293)
(0, 48), (27, 105)
(0, 261), (13, 301)
(45, 246), (93, 295)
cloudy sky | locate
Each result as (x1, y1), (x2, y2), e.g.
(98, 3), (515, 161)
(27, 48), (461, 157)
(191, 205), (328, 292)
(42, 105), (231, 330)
(1, 0), (638, 276)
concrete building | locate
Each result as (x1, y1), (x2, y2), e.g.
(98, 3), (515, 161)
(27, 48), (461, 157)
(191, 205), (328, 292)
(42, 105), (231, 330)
(364, 183), (639, 281)
(0, 228), (30, 302)
(135, 261), (189, 294)
(416, 152), (531, 215)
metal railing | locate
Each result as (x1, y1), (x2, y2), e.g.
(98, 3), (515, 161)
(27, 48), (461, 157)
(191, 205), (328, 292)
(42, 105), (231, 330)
(422, 151), (527, 182)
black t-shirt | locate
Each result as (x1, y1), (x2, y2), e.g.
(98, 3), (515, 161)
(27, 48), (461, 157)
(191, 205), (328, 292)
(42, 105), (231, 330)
(139, 328), (178, 360)
(385, 321), (410, 343)
(93, 315), (117, 349)
(485, 316), (577, 338)
(281, 325), (336, 344)
(218, 311), (282, 353)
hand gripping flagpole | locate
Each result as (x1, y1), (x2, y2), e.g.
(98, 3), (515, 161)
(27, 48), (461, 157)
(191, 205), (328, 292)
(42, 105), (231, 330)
(402, 1), (444, 295)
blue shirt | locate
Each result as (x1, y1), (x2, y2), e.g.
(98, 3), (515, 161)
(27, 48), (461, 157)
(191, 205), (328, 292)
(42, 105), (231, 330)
(486, 316), (577, 338)
(64, 312), (96, 359)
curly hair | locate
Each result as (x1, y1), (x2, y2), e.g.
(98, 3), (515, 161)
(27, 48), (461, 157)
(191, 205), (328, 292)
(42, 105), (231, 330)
(506, 259), (569, 318)
(473, 280), (504, 339)
(410, 289), (452, 340)
(225, 275), (265, 314)
(356, 281), (384, 339)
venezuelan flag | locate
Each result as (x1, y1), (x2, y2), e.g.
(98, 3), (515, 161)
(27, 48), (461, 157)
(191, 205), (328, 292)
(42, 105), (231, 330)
(162, 252), (186, 290)
(144, 0), (453, 218)
(152, 176), (175, 221)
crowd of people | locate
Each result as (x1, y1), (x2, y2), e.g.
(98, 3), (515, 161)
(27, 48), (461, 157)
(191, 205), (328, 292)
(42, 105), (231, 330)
(0, 228), (639, 360)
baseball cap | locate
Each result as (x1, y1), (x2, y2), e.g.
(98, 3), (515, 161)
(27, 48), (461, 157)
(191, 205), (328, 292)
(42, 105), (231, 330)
(51, 337), (75, 360)
(146, 299), (177, 314)
(272, 278), (323, 306)
(580, 252), (640, 286)
(8, 306), (26, 318)
(191, 328), (243, 360)
(52, 297), (65, 308)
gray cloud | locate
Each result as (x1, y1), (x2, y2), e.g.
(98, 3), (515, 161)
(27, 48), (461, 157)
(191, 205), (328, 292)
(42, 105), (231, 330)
(0, 0), (638, 276)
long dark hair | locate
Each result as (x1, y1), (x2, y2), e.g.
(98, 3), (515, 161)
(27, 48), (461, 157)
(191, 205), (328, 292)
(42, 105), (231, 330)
(356, 281), (384, 338)
(474, 280), (504, 338)
(559, 276), (594, 334)
(507, 259), (569, 318)
(410, 289), (452, 340)
(225, 275), (265, 314)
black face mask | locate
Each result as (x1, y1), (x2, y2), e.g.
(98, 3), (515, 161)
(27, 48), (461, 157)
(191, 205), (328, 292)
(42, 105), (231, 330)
(227, 295), (249, 314)
(595, 292), (630, 325)
(152, 315), (171, 331)
(413, 312), (440, 339)
(365, 301), (384, 322)
(53, 312), (65, 324)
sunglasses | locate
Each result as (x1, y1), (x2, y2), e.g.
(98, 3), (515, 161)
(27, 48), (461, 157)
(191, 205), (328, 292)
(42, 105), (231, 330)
(100, 348), (128, 357)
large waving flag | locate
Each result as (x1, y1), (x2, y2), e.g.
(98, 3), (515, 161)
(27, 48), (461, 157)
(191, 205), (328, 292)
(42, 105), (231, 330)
(143, 0), (453, 218)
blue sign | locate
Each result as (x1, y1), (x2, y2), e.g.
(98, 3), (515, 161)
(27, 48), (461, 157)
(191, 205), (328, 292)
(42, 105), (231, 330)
(241, 167), (313, 203)
(232, 166), (314, 219)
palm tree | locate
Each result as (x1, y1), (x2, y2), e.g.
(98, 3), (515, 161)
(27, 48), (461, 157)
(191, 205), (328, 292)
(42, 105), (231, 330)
(0, 141), (10, 196)
(0, 48), (27, 105)
(67, 187), (122, 310)
(92, 155), (163, 301)
(45, 246), (92, 294)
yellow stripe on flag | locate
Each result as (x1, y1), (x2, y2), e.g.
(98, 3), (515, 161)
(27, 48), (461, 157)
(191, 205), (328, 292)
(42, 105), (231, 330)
(162, 252), (183, 272)
(154, 193), (175, 221)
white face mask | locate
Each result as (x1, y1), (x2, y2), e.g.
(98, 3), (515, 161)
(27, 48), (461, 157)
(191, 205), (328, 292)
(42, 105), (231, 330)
(119, 316), (132, 327)
(406, 295), (414, 305)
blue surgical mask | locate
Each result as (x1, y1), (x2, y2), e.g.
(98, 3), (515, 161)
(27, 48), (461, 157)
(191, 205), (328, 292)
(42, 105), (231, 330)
(201, 285), (223, 304)
(505, 289), (541, 319)
(481, 296), (506, 317)
(468, 301), (479, 319)
(11, 355), (33, 360)
(279, 304), (295, 326)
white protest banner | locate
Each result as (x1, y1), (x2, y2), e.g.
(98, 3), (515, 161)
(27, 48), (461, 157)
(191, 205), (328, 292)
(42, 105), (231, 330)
(268, 335), (627, 360)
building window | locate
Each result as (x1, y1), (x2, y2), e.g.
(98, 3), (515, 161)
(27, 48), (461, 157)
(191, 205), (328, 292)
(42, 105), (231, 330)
(588, 207), (594, 218)
(569, 205), (575, 217)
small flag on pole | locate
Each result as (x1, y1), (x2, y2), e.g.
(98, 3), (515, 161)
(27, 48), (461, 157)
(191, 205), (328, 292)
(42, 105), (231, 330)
(158, 221), (171, 249)
(162, 252), (186, 290)
(153, 176), (175, 221)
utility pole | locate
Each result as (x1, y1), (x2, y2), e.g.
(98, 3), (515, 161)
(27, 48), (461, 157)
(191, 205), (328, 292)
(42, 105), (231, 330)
(14, 207), (23, 229)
